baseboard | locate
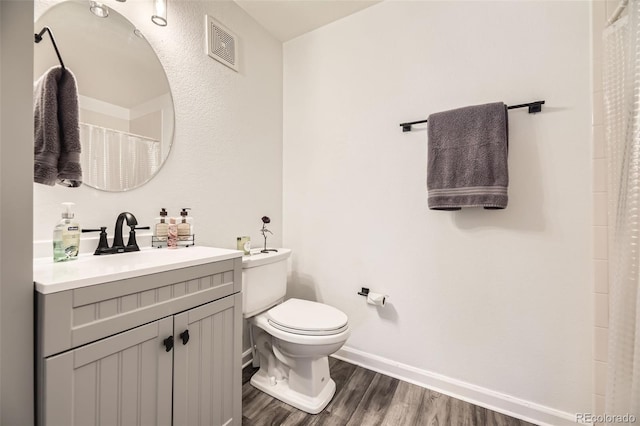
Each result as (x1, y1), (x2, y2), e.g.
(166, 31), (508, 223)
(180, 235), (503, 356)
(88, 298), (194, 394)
(332, 346), (584, 426)
(241, 344), (585, 426)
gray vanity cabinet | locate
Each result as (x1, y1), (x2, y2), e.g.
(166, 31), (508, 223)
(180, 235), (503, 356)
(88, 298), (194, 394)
(36, 256), (243, 426)
(173, 294), (242, 426)
(42, 317), (174, 426)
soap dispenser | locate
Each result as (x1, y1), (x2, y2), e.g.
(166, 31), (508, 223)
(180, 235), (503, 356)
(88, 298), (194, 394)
(178, 208), (193, 241)
(154, 208), (169, 241)
(53, 202), (81, 262)
(167, 217), (178, 249)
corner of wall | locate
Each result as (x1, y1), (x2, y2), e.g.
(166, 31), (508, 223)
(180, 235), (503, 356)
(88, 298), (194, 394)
(0, 1), (35, 424)
(591, 0), (610, 417)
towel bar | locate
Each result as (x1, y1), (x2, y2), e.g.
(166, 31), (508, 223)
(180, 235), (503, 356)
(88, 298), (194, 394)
(400, 100), (545, 132)
(34, 26), (65, 69)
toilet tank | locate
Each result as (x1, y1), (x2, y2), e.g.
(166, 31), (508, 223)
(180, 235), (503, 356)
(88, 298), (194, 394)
(242, 248), (291, 318)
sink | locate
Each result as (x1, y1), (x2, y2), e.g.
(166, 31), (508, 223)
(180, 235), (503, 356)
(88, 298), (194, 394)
(34, 246), (242, 294)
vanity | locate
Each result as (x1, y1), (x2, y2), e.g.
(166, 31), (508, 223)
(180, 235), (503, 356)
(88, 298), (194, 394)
(34, 247), (243, 426)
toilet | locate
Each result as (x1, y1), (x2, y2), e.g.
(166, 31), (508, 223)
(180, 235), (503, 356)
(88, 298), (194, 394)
(242, 248), (350, 414)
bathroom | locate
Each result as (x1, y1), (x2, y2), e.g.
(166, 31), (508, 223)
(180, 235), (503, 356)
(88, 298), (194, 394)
(0, 0), (628, 424)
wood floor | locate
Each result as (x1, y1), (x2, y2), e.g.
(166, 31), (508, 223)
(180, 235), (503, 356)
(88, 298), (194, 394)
(242, 358), (537, 426)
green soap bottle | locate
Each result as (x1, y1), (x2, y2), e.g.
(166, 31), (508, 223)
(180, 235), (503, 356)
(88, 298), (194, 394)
(53, 202), (81, 262)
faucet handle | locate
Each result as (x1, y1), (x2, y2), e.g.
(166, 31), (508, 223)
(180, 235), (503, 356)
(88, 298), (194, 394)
(82, 227), (106, 232)
(126, 225), (150, 252)
(82, 227), (112, 255)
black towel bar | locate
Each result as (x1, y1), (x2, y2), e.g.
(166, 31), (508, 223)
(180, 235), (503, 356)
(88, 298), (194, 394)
(34, 26), (65, 70)
(399, 100), (545, 132)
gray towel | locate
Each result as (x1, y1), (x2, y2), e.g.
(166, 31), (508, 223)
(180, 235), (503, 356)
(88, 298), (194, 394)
(33, 66), (82, 187)
(427, 102), (508, 210)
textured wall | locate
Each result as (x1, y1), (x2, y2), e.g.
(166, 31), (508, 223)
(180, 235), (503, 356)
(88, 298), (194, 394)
(283, 1), (592, 422)
(33, 0), (283, 254)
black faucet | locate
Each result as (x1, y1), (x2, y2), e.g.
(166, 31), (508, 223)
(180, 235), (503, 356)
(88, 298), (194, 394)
(113, 212), (144, 253)
(83, 212), (149, 255)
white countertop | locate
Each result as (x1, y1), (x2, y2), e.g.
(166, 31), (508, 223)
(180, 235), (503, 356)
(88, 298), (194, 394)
(34, 246), (242, 294)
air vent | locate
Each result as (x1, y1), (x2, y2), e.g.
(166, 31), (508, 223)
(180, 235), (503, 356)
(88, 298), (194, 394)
(206, 15), (238, 72)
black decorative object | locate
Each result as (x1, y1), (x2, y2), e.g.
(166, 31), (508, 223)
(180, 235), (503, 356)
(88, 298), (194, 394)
(260, 216), (278, 254)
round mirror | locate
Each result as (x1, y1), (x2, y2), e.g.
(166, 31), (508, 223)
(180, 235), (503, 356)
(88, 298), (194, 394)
(34, 0), (175, 191)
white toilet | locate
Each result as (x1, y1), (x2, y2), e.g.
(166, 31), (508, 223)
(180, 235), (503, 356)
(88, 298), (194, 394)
(242, 248), (350, 414)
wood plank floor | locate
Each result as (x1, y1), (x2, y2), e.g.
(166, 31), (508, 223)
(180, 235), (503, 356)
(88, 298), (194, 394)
(242, 358), (538, 426)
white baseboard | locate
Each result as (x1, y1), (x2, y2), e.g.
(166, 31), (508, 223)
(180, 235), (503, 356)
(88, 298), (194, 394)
(241, 344), (586, 426)
(332, 346), (584, 426)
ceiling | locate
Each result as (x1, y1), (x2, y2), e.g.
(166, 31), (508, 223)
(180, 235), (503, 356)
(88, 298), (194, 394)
(234, 0), (382, 42)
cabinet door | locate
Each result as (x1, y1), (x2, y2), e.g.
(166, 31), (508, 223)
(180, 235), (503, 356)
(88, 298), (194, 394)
(173, 293), (242, 426)
(43, 317), (173, 426)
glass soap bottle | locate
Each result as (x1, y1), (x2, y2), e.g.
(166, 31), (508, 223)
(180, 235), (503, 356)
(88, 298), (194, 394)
(237, 236), (251, 255)
(178, 208), (193, 241)
(53, 202), (81, 262)
(154, 208), (168, 241)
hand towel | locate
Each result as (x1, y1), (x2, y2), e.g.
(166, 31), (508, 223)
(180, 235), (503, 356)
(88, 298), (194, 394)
(33, 66), (82, 187)
(427, 102), (508, 210)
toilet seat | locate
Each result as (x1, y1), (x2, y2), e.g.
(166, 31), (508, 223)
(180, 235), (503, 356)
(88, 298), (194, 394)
(267, 298), (348, 336)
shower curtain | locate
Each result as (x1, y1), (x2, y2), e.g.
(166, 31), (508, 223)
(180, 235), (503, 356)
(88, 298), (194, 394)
(79, 123), (161, 191)
(604, 0), (640, 420)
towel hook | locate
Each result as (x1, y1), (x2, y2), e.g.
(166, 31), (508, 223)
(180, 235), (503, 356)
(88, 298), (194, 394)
(35, 26), (65, 70)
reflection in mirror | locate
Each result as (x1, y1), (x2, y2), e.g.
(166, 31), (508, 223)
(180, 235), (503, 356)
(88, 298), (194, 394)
(34, 0), (174, 191)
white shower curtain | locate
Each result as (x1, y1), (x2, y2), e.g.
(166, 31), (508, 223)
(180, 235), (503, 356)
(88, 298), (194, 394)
(604, 0), (640, 420)
(79, 123), (161, 191)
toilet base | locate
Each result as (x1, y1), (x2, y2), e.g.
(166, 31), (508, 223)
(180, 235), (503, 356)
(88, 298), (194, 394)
(250, 369), (336, 414)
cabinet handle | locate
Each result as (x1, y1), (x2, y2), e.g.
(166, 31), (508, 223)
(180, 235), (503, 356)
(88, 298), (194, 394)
(163, 336), (174, 352)
(180, 329), (190, 345)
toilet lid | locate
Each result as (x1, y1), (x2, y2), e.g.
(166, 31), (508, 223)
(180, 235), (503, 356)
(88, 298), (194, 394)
(267, 298), (348, 336)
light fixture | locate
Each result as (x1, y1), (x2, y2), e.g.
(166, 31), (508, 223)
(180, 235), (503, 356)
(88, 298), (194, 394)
(89, 1), (109, 18)
(151, 0), (167, 26)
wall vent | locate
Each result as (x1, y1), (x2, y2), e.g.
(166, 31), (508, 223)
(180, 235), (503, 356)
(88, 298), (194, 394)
(206, 15), (239, 72)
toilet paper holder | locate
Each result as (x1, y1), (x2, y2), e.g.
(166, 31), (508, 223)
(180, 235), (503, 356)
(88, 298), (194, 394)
(357, 287), (370, 297)
(358, 287), (387, 306)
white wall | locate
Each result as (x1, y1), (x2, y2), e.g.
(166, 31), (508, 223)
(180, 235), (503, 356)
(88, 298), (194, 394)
(1, 1), (34, 424)
(79, 108), (130, 133)
(283, 1), (592, 424)
(34, 0), (283, 253)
